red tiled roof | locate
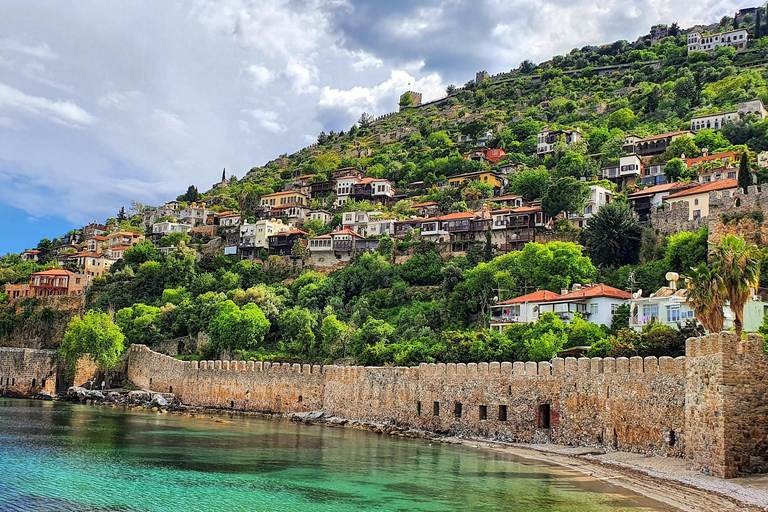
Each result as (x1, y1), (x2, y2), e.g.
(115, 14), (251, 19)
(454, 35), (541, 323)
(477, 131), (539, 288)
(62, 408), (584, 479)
(684, 151), (739, 168)
(272, 203), (307, 211)
(23, 249), (40, 254)
(87, 236), (108, 241)
(33, 269), (75, 276)
(329, 227), (364, 238)
(549, 284), (631, 302)
(510, 206), (543, 214)
(628, 181), (698, 198)
(261, 191), (307, 198)
(274, 229), (308, 237)
(296, 174), (315, 180)
(412, 201), (437, 207)
(109, 246), (132, 251)
(665, 178), (738, 200)
(499, 290), (562, 305)
(490, 195), (522, 201)
(311, 234), (332, 239)
(437, 212), (480, 220)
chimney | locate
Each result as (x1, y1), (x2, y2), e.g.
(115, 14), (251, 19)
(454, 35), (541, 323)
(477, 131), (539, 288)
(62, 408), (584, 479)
(561, 288), (569, 295)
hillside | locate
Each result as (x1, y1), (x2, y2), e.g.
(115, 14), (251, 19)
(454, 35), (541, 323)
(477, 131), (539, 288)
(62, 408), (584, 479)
(3, 11), (768, 367)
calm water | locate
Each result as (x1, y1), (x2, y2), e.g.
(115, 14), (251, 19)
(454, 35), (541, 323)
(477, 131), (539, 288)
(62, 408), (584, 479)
(0, 398), (676, 512)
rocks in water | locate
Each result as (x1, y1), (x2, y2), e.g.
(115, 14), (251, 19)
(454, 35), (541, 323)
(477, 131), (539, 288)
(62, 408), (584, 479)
(38, 391), (55, 400)
(127, 390), (152, 404)
(151, 394), (168, 407)
(290, 411), (326, 423)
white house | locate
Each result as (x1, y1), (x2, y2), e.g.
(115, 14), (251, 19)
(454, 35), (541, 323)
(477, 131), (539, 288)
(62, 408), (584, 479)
(690, 99), (768, 132)
(179, 202), (209, 226)
(308, 228), (365, 267)
(309, 209), (332, 225)
(341, 210), (395, 237)
(490, 284), (631, 332)
(20, 249), (40, 262)
(152, 222), (193, 236)
(687, 29), (748, 53)
(570, 185), (613, 228)
(629, 274), (767, 332)
(536, 128), (582, 156)
(240, 219), (289, 249)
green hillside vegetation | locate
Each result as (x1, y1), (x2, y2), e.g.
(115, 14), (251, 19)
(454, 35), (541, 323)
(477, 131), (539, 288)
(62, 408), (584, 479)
(3, 14), (768, 363)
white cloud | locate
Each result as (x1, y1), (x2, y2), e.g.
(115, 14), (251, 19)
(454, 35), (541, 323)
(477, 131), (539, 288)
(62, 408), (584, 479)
(0, 39), (57, 60)
(97, 90), (143, 110)
(0, 82), (93, 126)
(245, 108), (287, 134)
(349, 50), (383, 72)
(242, 64), (273, 88)
(237, 119), (251, 133)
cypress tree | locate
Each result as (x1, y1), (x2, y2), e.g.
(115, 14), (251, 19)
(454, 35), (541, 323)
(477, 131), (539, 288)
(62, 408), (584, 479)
(757, 8), (762, 39)
(738, 152), (753, 193)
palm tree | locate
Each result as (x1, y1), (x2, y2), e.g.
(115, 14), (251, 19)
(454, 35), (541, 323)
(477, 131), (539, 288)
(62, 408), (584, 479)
(713, 235), (760, 336)
(686, 263), (726, 333)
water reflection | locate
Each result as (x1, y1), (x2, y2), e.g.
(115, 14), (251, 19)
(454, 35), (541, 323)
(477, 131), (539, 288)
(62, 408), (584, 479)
(0, 399), (675, 512)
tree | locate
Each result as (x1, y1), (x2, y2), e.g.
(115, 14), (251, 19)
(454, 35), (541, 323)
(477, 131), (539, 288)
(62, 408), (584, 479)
(358, 112), (372, 128)
(607, 108), (637, 131)
(446, 84), (456, 95)
(663, 158), (696, 182)
(554, 152), (589, 179)
(117, 207), (127, 221)
(181, 185), (199, 202)
(738, 152), (753, 193)
(280, 307), (318, 357)
(581, 202), (642, 266)
(291, 238), (307, 258)
(59, 311), (125, 373)
(208, 300), (270, 352)
(320, 314), (352, 358)
(686, 263), (726, 333)
(509, 167), (550, 201)
(123, 242), (164, 266)
(661, 135), (701, 160)
(542, 177), (590, 219)
(713, 236), (760, 336)
(399, 92), (414, 108)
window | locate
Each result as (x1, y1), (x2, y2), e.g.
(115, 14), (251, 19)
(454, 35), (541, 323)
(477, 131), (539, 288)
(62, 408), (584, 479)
(479, 405), (487, 421)
(642, 304), (659, 321)
(498, 405), (508, 421)
(667, 305), (681, 323)
(433, 401), (440, 416)
(611, 303), (620, 315)
(694, 198), (699, 206)
(537, 404), (551, 428)
(589, 303), (599, 315)
(454, 402), (462, 418)
(693, 210), (701, 219)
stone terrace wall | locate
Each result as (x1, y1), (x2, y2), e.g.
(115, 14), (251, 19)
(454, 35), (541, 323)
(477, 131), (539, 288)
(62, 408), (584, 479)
(0, 347), (57, 395)
(128, 345), (686, 457)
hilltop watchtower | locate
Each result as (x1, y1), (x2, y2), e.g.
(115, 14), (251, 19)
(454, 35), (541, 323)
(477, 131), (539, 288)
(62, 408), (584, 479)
(399, 91), (422, 110)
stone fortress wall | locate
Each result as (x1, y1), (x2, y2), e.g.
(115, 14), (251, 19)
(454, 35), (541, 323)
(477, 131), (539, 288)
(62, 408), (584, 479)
(0, 347), (57, 395)
(128, 345), (687, 459)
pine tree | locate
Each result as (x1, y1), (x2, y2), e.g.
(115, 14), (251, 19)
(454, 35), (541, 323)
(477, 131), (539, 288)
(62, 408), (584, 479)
(738, 152), (753, 193)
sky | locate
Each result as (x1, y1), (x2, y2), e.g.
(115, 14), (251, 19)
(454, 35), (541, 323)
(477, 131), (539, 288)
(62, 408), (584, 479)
(0, 0), (742, 254)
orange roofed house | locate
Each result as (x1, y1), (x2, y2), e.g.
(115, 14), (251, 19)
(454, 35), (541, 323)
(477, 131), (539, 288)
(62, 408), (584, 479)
(490, 284), (631, 332)
(663, 178), (738, 221)
(4, 269), (89, 300)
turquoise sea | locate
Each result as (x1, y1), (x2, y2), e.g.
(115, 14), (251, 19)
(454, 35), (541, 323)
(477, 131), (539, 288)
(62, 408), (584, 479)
(0, 398), (676, 511)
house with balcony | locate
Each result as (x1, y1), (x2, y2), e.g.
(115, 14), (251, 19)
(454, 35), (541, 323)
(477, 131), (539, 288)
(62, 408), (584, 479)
(341, 210), (395, 237)
(259, 191), (308, 208)
(214, 211), (241, 227)
(309, 180), (335, 200)
(417, 212), (486, 244)
(623, 131), (694, 157)
(336, 177), (395, 207)
(490, 284), (630, 331)
(490, 290), (563, 331)
(20, 249), (40, 262)
(687, 28), (748, 53)
(629, 274), (766, 332)
(85, 236), (108, 254)
(412, 202), (440, 218)
(685, 150), (739, 183)
(239, 219), (289, 259)
(309, 209), (332, 224)
(639, 161), (667, 187)
(463, 147), (507, 165)
(602, 154), (643, 190)
(179, 202), (209, 226)
(569, 185), (613, 228)
(67, 252), (116, 278)
(537, 128), (583, 156)
(4, 269), (89, 300)
(446, 171), (503, 192)
(152, 222), (192, 237)
(628, 182), (698, 222)
(331, 167), (363, 180)
(308, 228), (368, 266)
(271, 203), (310, 227)
(82, 222), (108, 237)
(394, 217), (423, 238)
(292, 174), (316, 196)
(267, 229), (308, 256)
(492, 205), (550, 252)
(489, 195), (524, 209)
(662, 178), (738, 221)
(107, 230), (144, 248)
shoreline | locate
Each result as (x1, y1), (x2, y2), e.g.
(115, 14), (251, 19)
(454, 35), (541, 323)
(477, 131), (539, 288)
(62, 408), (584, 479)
(24, 390), (768, 512)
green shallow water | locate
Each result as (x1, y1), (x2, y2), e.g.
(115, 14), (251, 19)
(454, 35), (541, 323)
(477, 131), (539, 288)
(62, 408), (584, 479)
(0, 398), (676, 512)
